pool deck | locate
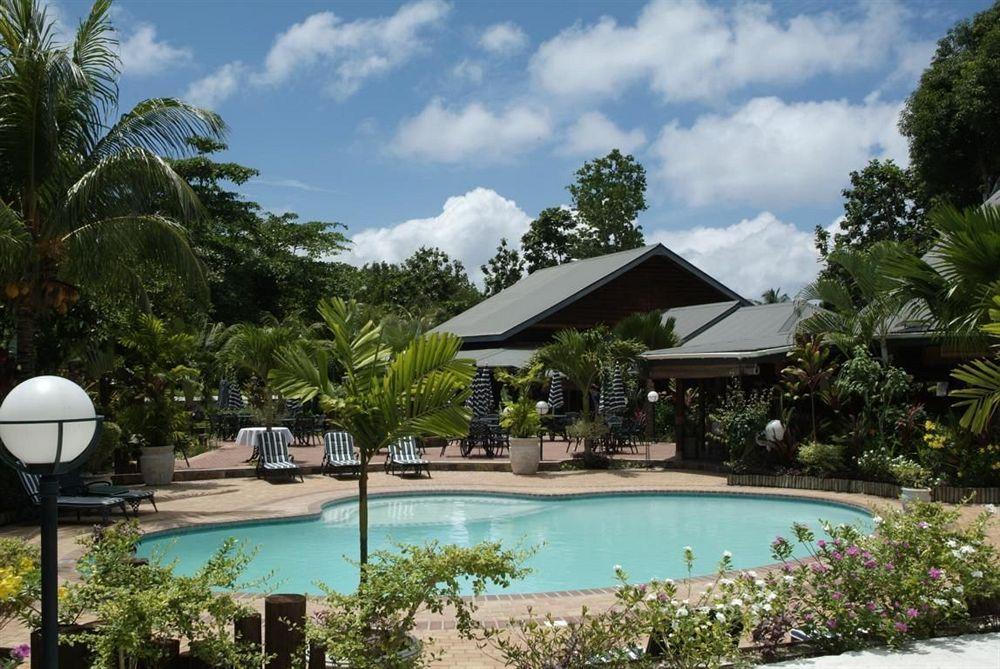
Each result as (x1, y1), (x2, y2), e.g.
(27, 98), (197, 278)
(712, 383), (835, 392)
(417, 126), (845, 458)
(1, 469), (996, 667)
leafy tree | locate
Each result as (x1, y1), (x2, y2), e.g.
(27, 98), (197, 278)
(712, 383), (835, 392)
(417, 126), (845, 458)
(520, 207), (576, 274)
(481, 238), (524, 295)
(613, 311), (679, 350)
(170, 138), (351, 323)
(899, 2), (1000, 206)
(815, 160), (932, 266)
(355, 247), (481, 322)
(798, 243), (907, 362)
(759, 288), (790, 304)
(781, 339), (837, 441)
(272, 298), (474, 564)
(568, 149), (647, 258)
(0, 0), (223, 377)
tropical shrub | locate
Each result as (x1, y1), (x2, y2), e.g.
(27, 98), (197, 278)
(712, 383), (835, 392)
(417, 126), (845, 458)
(84, 420), (122, 473)
(781, 339), (837, 442)
(832, 347), (912, 454)
(0, 540), (39, 636)
(500, 397), (541, 437)
(856, 446), (896, 482)
(796, 441), (845, 477)
(309, 541), (528, 669)
(887, 456), (935, 488)
(709, 383), (773, 471)
(746, 503), (1000, 654)
(62, 522), (263, 669)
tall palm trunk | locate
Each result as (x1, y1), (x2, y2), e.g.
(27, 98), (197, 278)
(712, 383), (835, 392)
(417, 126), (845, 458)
(14, 301), (37, 380)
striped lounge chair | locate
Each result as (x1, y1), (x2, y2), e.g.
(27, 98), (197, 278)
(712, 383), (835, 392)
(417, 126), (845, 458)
(17, 469), (129, 523)
(385, 436), (429, 478)
(59, 470), (158, 514)
(323, 431), (361, 477)
(255, 430), (303, 482)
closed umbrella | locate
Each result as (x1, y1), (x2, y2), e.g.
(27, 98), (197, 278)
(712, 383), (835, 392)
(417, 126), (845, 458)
(465, 367), (495, 417)
(547, 372), (565, 411)
(600, 364), (626, 415)
(226, 381), (245, 410)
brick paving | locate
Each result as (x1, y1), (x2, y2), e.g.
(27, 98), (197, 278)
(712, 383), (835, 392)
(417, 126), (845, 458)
(2, 469), (996, 667)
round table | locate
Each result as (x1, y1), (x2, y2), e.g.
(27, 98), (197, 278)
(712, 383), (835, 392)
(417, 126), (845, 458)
(235, 426), (293, 448)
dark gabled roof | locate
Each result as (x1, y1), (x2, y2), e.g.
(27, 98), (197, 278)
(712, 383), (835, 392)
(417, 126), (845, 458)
(432, 244), (745, 343)
(644, 301), (820, 361)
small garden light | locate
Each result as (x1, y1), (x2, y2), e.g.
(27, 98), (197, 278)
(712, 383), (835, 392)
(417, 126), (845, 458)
(0, 375), (103, 669)
(646, 390), (660, 467)
(535, 401), (549, 462)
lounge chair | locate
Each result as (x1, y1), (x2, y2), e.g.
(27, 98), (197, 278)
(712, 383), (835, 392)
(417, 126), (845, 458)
(59, 470), (157, 514)
(385, 436), (429, 478)
(255, 430), (303, 481)
(17, 469), (129, 523)
(323, 431), (361, 477)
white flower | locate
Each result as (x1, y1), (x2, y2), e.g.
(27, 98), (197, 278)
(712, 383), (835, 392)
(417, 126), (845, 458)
(873, 515), (883, 525)
(762, 603), (772, 612)
(985, 504), (996, 515)
(766, 592), (777, 602)
(715, 612), (726, 623)
(722, 550), (732, 558)
(719, 578), (734, 586)
(613, 564), (623, 573)
(971, 570), (984, 578)
(664, 578), (674, 586)
(676, 607), (688, 617)
(955, 585), (965, 594)
(730, 598), (744, 608)
(932, 598), (948, 607)
(959, 545), (975, 555)
(946, 539), (958, 549)
(747, 570), (758, 578)
(952, 598), (962, 606)
(755, 579), (766, 588)
(783, 575), (795, 583)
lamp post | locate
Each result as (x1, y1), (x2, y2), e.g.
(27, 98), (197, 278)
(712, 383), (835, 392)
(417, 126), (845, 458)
(0, 376), (102, 669)
(535, 401), (549, 463)
(646, 390), (659, 468)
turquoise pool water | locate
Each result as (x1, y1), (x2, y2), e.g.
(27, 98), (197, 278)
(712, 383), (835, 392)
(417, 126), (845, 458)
(138, 493), (871, 594)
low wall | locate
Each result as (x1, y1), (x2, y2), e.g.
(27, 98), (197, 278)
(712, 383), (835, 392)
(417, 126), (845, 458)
(727, 473), (1000, 504)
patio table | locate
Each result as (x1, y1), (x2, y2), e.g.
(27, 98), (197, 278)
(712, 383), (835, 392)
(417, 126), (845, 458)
(235, 427), (294, 461)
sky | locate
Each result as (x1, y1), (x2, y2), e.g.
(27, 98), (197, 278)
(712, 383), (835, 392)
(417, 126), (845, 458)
(54, 0), (994, 299)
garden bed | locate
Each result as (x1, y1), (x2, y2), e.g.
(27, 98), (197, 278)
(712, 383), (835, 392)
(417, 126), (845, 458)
(727, 473), (1000, 504)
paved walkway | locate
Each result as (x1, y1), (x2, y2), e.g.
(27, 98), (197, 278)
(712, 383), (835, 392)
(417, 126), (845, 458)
(1, 470), (995, 667)
(770, 632), (999, 668)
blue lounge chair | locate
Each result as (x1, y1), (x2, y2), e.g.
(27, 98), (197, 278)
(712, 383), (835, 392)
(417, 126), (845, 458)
(385, 436), (429, 478)
(17, 469), (129, 523)
(59, 470), (158, 514)
(255, 430), (303, 482)
(323, 431), (361, 477)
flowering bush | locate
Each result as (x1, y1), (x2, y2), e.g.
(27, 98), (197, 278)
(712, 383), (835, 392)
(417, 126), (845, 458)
(745, 502), (1000, 654)
(0, 645), (29, 669)
(0, 540), (39, 637)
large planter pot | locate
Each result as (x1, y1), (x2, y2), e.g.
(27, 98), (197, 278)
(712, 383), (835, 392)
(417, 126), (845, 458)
(510, 441), (540, 475)
(140, 445), (175, 485)
(900, 486), (932, 509)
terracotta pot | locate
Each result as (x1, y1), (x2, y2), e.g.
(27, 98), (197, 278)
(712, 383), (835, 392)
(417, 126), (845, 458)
(509, 441), (540, 475)
(140, 445), (175, 485)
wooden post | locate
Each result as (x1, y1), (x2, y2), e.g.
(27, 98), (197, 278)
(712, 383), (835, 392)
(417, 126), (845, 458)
(308, 641), (327, 669)
(235, 612), (262, 649)
(673, 378), (685, 460)
(265, 594), (306, 669)
(30, 624), (95, 669)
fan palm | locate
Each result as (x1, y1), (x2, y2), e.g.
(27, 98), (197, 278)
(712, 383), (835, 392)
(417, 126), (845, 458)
(219, 319), (304, 427)
(798, 243), (907, 363)
(271, 298), (474, 564)
(0, 0), (225, 377)
(613, 311), (679, 350)
(950, 295), (1000, 433)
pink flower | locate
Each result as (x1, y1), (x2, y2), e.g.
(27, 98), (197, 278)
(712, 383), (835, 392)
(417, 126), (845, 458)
(928, 568), (943, 580)
(866, 602), (877, 612)
(832, 592), (842, 601)
(884, 563), (895, 571)
(11, 645), (30, 661)
(826, 619), (838, 630)
(906, 608), (919, 618)
(832, 552), (843, 561)
(894, 621), (908, 633)
(811, 563), (829, 574)
(917, 521), (930, 529)
(864, 560), (877, 569)
(817, 540), (826, 548)
(846, 546), (860, 557)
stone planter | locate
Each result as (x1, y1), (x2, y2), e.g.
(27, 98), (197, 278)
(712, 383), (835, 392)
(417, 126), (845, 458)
(900, 486), (932, 509)
(509, 441), (540, 475)
(140, 445), (175, 485)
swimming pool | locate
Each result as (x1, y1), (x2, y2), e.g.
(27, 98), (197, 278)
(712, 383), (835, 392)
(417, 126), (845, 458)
(138, 492), (871, 594)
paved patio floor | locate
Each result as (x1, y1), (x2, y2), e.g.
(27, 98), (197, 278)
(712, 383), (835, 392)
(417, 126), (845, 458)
(769, 632), (999, 668)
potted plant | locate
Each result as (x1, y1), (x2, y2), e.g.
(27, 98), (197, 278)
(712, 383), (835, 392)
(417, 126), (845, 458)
(889, 456), (934, 507)
(115, 315), (200, 485)
(308, 542), (527, 669)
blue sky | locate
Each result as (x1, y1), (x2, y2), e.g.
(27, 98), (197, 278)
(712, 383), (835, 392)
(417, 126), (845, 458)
(58, 0), (992, 298)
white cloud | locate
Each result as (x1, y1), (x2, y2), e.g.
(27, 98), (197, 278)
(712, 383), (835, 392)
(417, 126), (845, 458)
(117, 24), (192, 76)
(530, 0), (905, 102)
(183, 62), (245, 110)
(650, 212), (822, 298)
(886, 39), (936, 87)
(561, 112), (645, 156)
(341, 188), (531, 283)
(654, 96), (907, 207)
(255, 0), (449, 98)
(479, 22), (529, 55)
(249, 178), (336, 194)
(451, 59), (484, 84)
(392, 99), (551, 163)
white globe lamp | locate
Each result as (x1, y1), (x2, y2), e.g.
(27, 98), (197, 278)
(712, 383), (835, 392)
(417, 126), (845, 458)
(764, 419), (785, 443)
(0, 375), (98, 470)
(535, 400), (550, 416)
(646, 390), (659, 404)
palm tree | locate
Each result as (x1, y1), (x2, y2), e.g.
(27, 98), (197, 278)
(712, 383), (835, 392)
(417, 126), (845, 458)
(760, 288), (790, 304)
(219, 319), (304, 427)
(0, 0), (224, 377)
(798, 243), (907, 363)
(272, 298), (473, 564)
(781, 339), (837, 441)
(613, 311), (679, 350)
(951, 295), (1000, 433)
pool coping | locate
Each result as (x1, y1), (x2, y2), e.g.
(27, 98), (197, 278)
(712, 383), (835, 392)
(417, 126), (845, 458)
(138, 487), (876, 601)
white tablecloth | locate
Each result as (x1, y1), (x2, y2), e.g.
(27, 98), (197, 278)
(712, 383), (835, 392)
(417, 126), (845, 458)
(235, 427), (293, 448)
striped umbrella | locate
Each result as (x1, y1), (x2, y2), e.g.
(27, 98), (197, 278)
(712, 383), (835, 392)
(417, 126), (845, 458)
(465, 367), (495, 417)
(284, 397), (302, 415)
(599, 364), (626, 415)
(226, 381), (245, 410)
(217, 379), (231, 410)
(547, 372), (565, 411)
